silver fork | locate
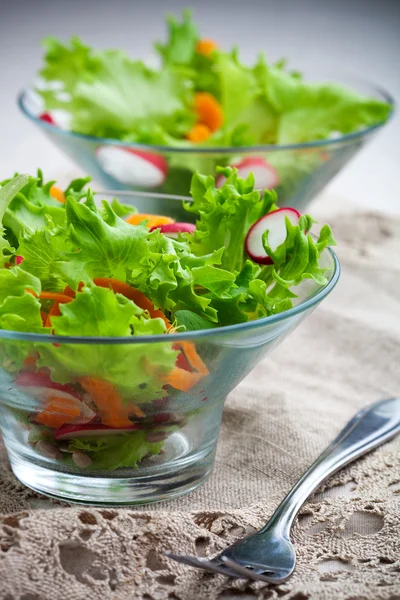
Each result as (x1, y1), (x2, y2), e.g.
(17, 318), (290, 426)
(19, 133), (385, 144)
(165, 397), (400, 583)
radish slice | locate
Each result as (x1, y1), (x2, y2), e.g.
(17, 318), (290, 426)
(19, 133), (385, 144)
(245, 208), (301, 265)
(15, 370), (80, 398)
(149, 222), (196, 238)
(216, 157), (279, 190)
(96, 146), (168, 187)
(54, 423), (139, 440)
(24, 89), (45, 117)
(39, 112), (56, 125)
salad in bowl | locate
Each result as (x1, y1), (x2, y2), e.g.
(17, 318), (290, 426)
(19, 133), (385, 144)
(0, 168), (339, 504)
(18, 10), (393, 207)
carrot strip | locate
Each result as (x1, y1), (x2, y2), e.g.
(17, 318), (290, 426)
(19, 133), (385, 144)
(93, 278), (171, 326)
(35, 394), (81, 428)
(194, 92), (223, 132)
(164, 368), (202, 392)
(176, 341), (209, 376)
(79, 376), (144, 427)
(125, 213), (174, 229)
(50, 185), (66, 204)
(186, 123), (212, 142)
(196, 39), (219, 57)
(27, 290), (74, 304)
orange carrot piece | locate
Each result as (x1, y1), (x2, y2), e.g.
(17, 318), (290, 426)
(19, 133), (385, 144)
(196, 39), (219, 57)
(194, 92), (223, 132)
(93, 278), (171, 326)
(27, 290), (74, 304)
(79, 376), (143, 427)
(176, 341), (209, 376)
(164, 367), (202, 392)
(35, 394), (81, 428)
(23, 355), (37, 369)
(44, 300), (62, 328)
(186, 123), (212, 143)
(125, 213), (174, 229)
(50, 185), (66, 204)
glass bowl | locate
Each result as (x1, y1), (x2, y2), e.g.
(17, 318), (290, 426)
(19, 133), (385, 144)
(18, 73), (393, 212)
(0, 191), (340, 506)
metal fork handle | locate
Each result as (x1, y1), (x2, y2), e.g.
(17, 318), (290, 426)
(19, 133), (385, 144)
(262, 397), (400, 535)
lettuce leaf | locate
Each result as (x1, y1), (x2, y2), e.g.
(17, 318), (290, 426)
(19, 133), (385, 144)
(36, 12), (390, 148)
(35, 285), (177, 401)
(186, 168), (277, 272)
(67, 430), (163, 470)
(0, 267), (45, 371)
(0, 175), (30, 263)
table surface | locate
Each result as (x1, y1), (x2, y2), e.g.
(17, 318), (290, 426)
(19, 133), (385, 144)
(0, 0), (399, 214)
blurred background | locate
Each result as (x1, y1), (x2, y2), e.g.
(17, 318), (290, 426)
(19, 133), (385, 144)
(1, 0), (399, 212)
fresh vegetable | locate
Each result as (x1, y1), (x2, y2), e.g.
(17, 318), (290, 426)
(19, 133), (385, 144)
(36, 11), (390, 149)
(149, 222), (196, 238)
(245, 208), (301, 264)
(96, 147), (168, 187)
(54, 423), (140, 440)
(216, 157), (279, 190)
(0, 168), (335, 472)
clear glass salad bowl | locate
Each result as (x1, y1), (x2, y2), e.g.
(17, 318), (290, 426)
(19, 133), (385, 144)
(0, 191), (340, 506)
(18, 74), (393, 212)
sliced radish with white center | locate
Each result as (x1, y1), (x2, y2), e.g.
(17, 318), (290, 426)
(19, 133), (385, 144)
(54, 423), (139, 440)
(39, 113), (56, 126)
(245, 208), (301, 265)
(27, 387), (97, 425)
(216, 157), (279, 190)
(24, 88), (45, 117)
(149, 222), (196, 238)
(96, 146), (168, 187)
(49, 109), (72, 130)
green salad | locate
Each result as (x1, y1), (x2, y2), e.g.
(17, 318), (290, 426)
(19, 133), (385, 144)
(36, 10), (390, 147)
(0, 168), (335, 470)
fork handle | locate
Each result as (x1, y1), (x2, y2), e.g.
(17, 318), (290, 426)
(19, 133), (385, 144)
(262, 398), (400, 535)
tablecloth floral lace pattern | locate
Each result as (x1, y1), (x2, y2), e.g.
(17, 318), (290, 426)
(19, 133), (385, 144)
(0, 207), (399, 600)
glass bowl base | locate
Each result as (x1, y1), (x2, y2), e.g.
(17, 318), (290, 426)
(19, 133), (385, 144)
(8, 437), (216, 506)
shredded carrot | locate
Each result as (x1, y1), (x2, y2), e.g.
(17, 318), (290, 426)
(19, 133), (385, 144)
(93, 278), (171, 326)
(186, 123), (212, 142)
(164, 367), (202, 392)
(44, 301), (61, 328)
(125, 213), (175, 229)
(194, 92), (223, 132)
(23, 355), (37, 369)
(50, 185), (66, 204)
(27, 290), (74, 304)
(196, 39), (219, 57)
(35, 394), (81, 428)
(175, 341), (209, 376)
(79, 376), (144, 427)
(61, 286), (77, 298)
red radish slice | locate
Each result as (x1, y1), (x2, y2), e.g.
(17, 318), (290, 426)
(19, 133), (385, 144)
(15, 255), (24, 265)
(39, 112), (56, 125)
(96, 146), (168, 187)
(54, 423), (139, 440)
(149, 222), (196, 238)
(245, 208), (301, 265)
(49, 109), (71, 130)
(24, 89), (45, 117)
(15, 370), (81, 399)
(216, 157), (279, 190)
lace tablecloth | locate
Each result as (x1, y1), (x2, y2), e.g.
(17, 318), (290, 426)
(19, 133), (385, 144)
(1, 203), (399, 600)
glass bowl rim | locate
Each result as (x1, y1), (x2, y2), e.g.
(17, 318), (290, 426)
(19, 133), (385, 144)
(0, 247), (340, 345)
(18, 76), (395, 154)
